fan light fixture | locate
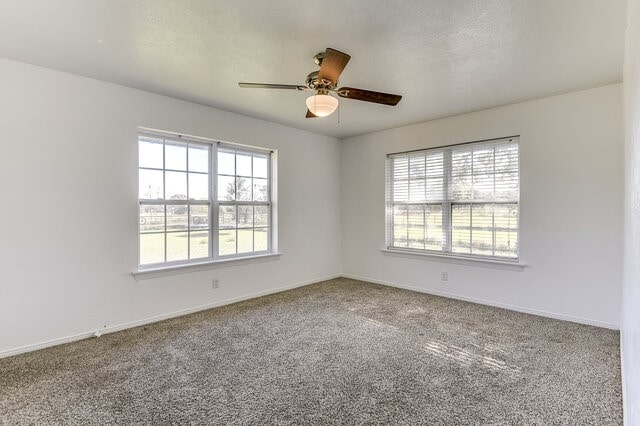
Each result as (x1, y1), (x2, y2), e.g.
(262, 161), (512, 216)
(306, 94), (338, 117)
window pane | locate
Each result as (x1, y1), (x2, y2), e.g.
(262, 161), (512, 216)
(393, 205), (408, 247)
(452, 229), (471, 254)
(409, 155), (425, 179)
(237, 229), (253, 253)
(472, 204), (493, 229)
(165, 142), (187, 171)
(166, 232), (188, 262)
(140, 233), (165, 265)
(190, 205), (209, 229)
(188, 173), (208, 200)
(495, 144), (518, 172)
(166, 171), (187, 200)
(409, 178), (425, 202)
(188, 144), (209, 173)
(218, 175), (235, 201)
(238, 206), (253, 228)
(496, 231), (518, 257)
(451, 151), (472, 176)
(255, 206), (269, 227)
(494, 204), (518, 229)
(426, 177), (443, 201)
(236, 152), (252, 177)
(393, 179), (408, 202)
(255, 228), (268, 251)
(426, 153), (444, 177)
(452, 204), (471, 228)
(407, 205), (424, 249)
(450, 175), (471, 200)
(237, 177), (251, 201)
(452, 204), (471, 253)
(139, 169), (163, 200)
(472, 148), (494, 174)
(218, 150), (235, 175)
(253, 178), (268, 201)
(219, 206), (236, 229)
(219, 229), (236, 256)
(471, 230), (493, 255)
(495, 173), (519, 200)
(393, 156), (408, 180)
(253, 155), (268, 178)
(473, 174), (494, 200)
(167, 205), (188, 231)
(140, 205), (164, 233)
(425, 205), (443, 250)
(190, 231), (209, 259)
(139, 137), (163, 169)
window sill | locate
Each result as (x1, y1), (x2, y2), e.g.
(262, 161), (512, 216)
(132, 252), (282, 280)
(381, 248), (526, 271)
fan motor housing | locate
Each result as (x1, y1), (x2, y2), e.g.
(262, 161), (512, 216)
(306, 71), (336, 91)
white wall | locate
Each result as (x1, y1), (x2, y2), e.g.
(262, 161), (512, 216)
(623, 0), (640, 423)
(0, 58), (342, 356)
(342, 84), (623, 328)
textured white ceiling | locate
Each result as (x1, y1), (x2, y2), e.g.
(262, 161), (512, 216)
(0, 0), (626, 138)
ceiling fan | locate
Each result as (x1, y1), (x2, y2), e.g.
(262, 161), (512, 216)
(238, 48), (402, 118)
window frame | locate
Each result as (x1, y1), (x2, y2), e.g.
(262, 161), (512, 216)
(137, 130), (275, 271)
(385, 136), (520, 263)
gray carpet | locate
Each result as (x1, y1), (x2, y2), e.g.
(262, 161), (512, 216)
(0, 278), (622, 425)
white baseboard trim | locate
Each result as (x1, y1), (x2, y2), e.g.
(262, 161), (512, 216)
(0, 274), (341, 359)
(341, 273), (620, 330)
(1, 272), (618, 359)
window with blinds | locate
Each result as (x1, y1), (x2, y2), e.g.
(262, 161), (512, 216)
(386, 137), (519, 260)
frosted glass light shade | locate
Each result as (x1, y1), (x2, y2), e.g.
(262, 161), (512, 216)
(305, 94), (339, 117)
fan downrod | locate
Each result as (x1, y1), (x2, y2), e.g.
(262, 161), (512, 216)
(313, 52), (324, 66)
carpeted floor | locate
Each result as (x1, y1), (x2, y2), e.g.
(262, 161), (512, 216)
(0, 278), (622, 424)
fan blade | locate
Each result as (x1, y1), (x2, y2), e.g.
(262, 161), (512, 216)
(239, 83), (308, 90)
(318, 48), (351, 84)
(336, 87), (402, 106)
(306, 109), (317, 118)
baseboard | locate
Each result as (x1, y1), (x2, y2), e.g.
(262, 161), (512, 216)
(0, 274), (341, 359)
(341, 273), (620, 330)
(1, 272), (618, 359)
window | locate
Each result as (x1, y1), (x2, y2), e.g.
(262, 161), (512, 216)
(138, 132), (273, 268)
(386, 137), (519, 260)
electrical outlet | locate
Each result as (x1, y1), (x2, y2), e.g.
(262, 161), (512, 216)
(441, 272), (448, 282)
(211, 279), (219, 289)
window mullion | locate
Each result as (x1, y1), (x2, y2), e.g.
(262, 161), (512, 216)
(186, 143), (191, 260)
(388, 158), (394, 248)
(234, 149), (238, 255)
(211, 143), (219, 261)
(492, 147), (496, 257)
(268, 154), (273, 252)
(422, 204), (426, 250)
(443, 149), (452, 252)
(163, 138), (168, 263)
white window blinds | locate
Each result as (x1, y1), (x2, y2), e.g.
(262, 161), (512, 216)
(386, 137), (519, 260)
